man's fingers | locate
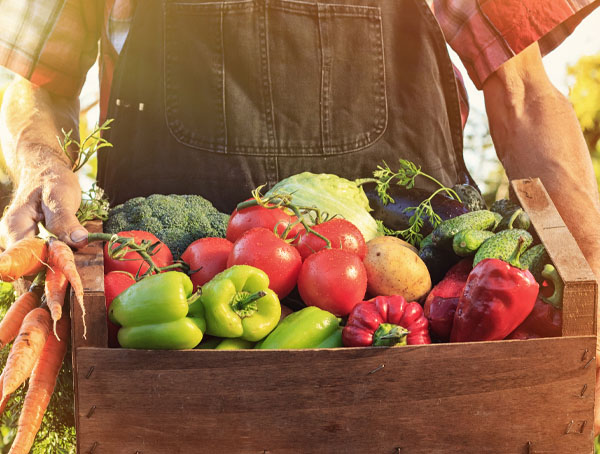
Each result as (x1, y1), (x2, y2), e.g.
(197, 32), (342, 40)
(41, 172), (88, 248)
(43, 209), (88, 248)
(0, 204), (39, 250)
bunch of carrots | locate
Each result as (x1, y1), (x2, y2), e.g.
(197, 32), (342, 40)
(0, 235), (84, 454)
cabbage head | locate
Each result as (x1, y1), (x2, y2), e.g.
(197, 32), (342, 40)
(267, 172), (381, 242)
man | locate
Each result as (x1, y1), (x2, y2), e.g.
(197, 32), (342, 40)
(1, 0), (600, 433)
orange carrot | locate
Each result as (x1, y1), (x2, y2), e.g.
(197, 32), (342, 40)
(47, 238), (86, 338)
(44, 267), (68, 340)
(2, 307), (51, 399)
(0, 291), (40, 348)
(0, 238), (48, 282)
(0, 373), (8, 416)
(8, 314), (69, 454)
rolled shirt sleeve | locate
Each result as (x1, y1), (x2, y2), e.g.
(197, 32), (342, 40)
(433, 0), (600, 88)
(0, 0), (102, 98)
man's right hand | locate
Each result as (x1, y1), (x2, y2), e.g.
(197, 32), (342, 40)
(0, 151), (88, 250)
(0, 78), (87, 250)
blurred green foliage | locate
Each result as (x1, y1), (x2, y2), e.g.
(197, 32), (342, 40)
(568, 53), (600, 187)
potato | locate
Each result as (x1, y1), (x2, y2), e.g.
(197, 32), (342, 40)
(364, 236), (431, 301)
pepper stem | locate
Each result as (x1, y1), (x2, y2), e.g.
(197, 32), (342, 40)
(231, 290), (267, 318)
(372, 323), (410, 347)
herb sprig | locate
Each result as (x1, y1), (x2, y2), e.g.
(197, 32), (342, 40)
(370, 159), (462, 246)
(59, 118), (114, 172)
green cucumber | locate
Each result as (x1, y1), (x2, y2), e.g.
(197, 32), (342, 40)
(521, 244), (550, 283)
(451, 184), (487, 211)
(491, 199), (531, 231)
(473, 229), (533, 267)
(431, 210), (498, 248)
(452, 229), (495, 257)
(490, 199), (520, 217)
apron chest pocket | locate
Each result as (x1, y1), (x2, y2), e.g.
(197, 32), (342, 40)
(164, 0), (387, 156)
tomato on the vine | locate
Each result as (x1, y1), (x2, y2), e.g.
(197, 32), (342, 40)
(104, 271), (136, 348)
(297, 248), (367, 316)
(181, 237), (234, 290)
(103, 230), (173, 276)
(226, 201), (302, 243)
(227, 227), (302, 299)
(296, 218), (366, 261)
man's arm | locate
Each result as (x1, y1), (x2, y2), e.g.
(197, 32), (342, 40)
(482, 42), (600, 435)
(0, 76), (87, 248)
(483, 42), (600, 276)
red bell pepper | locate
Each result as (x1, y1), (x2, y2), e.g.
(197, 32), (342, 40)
(507, 264), (563, 339)
(342, 295), (431, 347)
(450, 258), (538, 342)
(423, 259), (472, 341)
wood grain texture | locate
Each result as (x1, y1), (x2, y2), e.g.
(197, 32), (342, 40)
(511, 178), (598, 337)
(75, 337), (595, 454)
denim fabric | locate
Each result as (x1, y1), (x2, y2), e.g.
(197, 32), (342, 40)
(98, 0), (472, 213)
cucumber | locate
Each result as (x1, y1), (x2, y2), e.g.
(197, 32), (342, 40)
(431, 210), (498, 248)
(419, 233), (433, 250)
(452, 229), (495, 257)
(521, 244), (550, 283)
(490, 199), (520, 217)
(491, 199), (531, 231)
(452, 184), (487, 211)
(473, 229), (533, 267)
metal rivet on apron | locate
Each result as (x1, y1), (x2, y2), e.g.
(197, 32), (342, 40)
(116, 98), (121, 106)
(138, 103), (145, 111)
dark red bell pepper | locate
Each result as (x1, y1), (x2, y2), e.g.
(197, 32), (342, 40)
(450, 258), (538, 342)
(423, 259), (472, 341)
(507, 264), (563, 339)
(342, 295), (431, 347)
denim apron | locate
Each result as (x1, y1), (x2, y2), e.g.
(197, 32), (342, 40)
(98, 0), (472, 213)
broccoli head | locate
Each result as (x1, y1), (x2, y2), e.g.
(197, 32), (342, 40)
(104, 194), (230, 259)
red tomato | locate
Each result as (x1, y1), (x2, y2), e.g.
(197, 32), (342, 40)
(226, 201), (302, 243)
(181, 237), (233, 290)
(297, 249), (367, 316)
(104, 271), (136, 348)
(227, 227), (302, 299)
(103, 230), (173, 276)
(296, 218), (366, 261)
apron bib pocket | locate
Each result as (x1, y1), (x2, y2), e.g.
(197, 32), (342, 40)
(164, 0), (387, 156)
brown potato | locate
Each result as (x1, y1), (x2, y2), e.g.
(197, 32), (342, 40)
(364, 236), (431, 301)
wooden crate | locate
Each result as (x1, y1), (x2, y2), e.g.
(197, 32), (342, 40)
(71, 178), (597, 454)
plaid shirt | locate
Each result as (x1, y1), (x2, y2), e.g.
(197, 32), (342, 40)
(0, 0), (598, 125)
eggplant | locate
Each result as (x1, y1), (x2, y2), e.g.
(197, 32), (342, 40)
(364, 185), (469, 238)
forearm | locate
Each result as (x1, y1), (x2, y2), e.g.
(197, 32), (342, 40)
(0, 77), (87, 247)
(0, 76), (80, 184)
(483, 43), (600, 277)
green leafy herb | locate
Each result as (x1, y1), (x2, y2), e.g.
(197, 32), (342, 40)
(58, 119), (114, 172)
(371, 159), (461, 246)
(77, 183), (110, 226)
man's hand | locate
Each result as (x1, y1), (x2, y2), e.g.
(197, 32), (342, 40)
(0, 151), (87, 249)
(0, 77), (87, 249)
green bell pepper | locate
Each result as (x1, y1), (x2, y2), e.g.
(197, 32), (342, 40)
(216, 338), (256, 350)
(258, 306), (341, 349)
(109, 271), (205, 349)
(200, 265), (281, 342)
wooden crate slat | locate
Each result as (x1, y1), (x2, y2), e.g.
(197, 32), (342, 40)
(511, 178), (597, 337)
(75, 337), (595, 454)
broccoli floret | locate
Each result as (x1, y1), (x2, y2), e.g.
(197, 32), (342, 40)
(104, 194), (230, 259)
